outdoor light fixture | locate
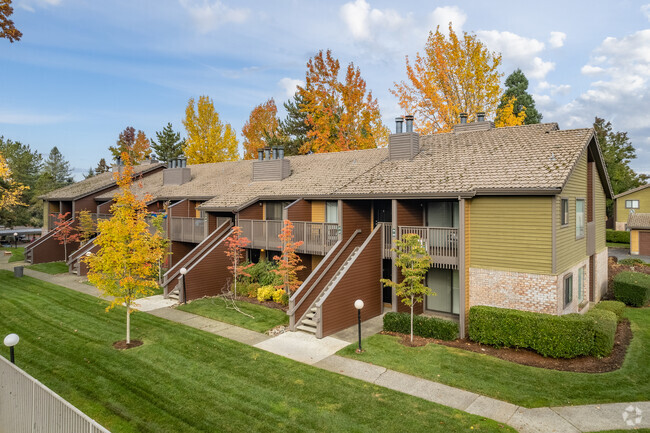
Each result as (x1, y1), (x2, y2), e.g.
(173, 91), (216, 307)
(4, 333), (19, 364)
(13, 232), (17, 249)
(354, 299), (364, 353)
(179, 267), (188, 304)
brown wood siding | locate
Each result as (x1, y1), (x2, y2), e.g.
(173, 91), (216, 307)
(287, 199), (311, 221)
(97, 200), (113, 213)
(342, 201), (371, 238)
(238, 202), (263, 220)
(147, 201), (165, 212)
(170, 241), (194, 267)
(207, 212), (233, 232)
(321, 228), (382, 336)
(396, 200), (423, 226)
(640, 231), (650, 256)
(73, 195), (98, 215)
(60, 201), (73, 215)
(30, 234), (80, 264)
(184, 240), (231, 300)
(169, 200), (191, 217)
(297, 253), (312, 282)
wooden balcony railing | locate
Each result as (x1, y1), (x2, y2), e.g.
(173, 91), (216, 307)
(398, 226), (459, 269)
(239, 219), (339, 255)
(169, 217), (206, 243)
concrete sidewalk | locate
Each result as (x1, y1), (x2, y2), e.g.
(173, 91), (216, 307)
(5, 261), (649, 433)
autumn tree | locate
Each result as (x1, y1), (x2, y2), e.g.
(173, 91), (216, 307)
(224, 226), (253, 298)
(272, 220), (305, 297)
(0, 0), (21, 43)
(109, 127), (152, 164)
(273, 93), (311, 156)
(0, 153), (27, 211)
(242, 99), (280, 159)
(298, 49), (388, 153)
(151, 122), (185, 163)
(52, 212), (80, 260)
(84, 153), (167, 345)
(380, 233), (432, 342)
(391, 23), (502, 134)
(183, 96), (238, 164)
(95, 158), (110, 174)
(77, 209), (96, 245)
(0, 137), (41, 227)
(496, 69), (541, 126)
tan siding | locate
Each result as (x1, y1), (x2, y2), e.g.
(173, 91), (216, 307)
(312, 201), (325, 223)
(631, 230), (639, 254)
(471, 196), (552, 274)
(615, 187), (650, 223)
(595, 168), (607, 251)
(556, 152), (588, 273)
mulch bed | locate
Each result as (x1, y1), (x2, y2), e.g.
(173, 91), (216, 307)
(384, 318), (632, 373)
(228, 294), (289, 312)
(113, 340), (144, 350)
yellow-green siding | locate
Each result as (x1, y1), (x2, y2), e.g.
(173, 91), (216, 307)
(595, 167), (607, 252)
(615, 187), (650, 223)
(469, 196), (552, 274)
(556, 152), (587, 274)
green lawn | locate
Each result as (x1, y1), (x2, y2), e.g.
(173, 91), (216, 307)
(0, 271), (513, 433)
(607, 242), (630, 248)
(339, 308), (650, 408)
(26, 261), (69, 274)
(0, 246), (25, 262)
(178, 297), (289, 333)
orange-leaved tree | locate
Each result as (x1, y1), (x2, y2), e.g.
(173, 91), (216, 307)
(109, 126), (152, 164)
(272, 219), (305, 298)
(242, 99), (280, 159)
(0, 0), (22, 43)
(495, 96), (526, 128)
(52, 212), (79, 260)
(298, 49), (388, 153)
(84, 152), (167, 345)
(391, 23), (502, 134)
(224, 226), (253, 298)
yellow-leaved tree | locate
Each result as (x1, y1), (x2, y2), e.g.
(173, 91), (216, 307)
(299, 49), (388, 153)
(391, 23), (502, 134)
(0, 153), (27, 210)
(241, 99), (279, 160)
(183, 96), (238, 163)
(84, 152), (167, 345)
(495, 96), (526, 128)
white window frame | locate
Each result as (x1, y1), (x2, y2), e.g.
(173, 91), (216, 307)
(576, 199), (585, 239)
(625, 200), (640, 209)
(564, 273), (573, 307)
(578, 266), (584, 303)
(561, 198), (569, 226)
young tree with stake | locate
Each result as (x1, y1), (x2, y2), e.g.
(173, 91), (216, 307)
(52, 212), (80, 260)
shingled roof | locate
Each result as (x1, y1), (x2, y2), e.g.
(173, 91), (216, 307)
(628, 213), (650, 230)
(614, 184), (650, 199)
(40, 162), (165, 200)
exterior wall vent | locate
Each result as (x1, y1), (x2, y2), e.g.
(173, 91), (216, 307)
(389, 115), (420, 160)
(163, 156), (191, 185)
(252, 146), (291, 181)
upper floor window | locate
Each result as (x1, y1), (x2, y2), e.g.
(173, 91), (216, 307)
(561, 198), (569, 226)
(625, 200), (640, 209)
(326, 201), (338, 224)
(266, 202), (289, 221)
(576, 199), (585, 238)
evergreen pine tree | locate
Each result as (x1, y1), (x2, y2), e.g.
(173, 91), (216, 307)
(42, 146), (73, 188)
(270, 93), (311, 155)
(95, 158), (110, 174)
(83, 167), (95, 179)
(497, 69), (542, 125)
(151, 122), (185, 163)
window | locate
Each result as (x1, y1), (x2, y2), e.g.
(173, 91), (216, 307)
(425, 269), (460, 315)
(578, 266), (584, 303)
(564, 274), (573, 307)
(576, 199), (585, 238)
(561, 199), (569, 226)
(625, 200), (640, 209)
(325, 201), (338, 223)
(265, 201), (289, 221)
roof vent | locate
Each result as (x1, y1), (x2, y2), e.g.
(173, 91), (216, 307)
(252, 146), (290, 181)
(163, 155), (191, 185)
(477, 112), (485, 122)
(453, 112), (494, 134)
(389, 114), (420, 160)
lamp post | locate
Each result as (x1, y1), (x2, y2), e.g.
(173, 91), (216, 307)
(354, 299), (364, 353)
(13, 232), (17, 249)
(4, 333), (19, 364)
(179, 267), (188, 304)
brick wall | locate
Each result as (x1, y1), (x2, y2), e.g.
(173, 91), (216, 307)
(557, 257), (590, 314)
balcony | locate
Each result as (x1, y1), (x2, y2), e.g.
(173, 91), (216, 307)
(169, 217), (206, 243)
(239, 219), (339, 255)
(381, 224), (459, 269)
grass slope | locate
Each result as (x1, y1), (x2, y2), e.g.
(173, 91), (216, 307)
(339, 308), (650, 408)
(178, 297), (289, 333)
(0, 271), (513, 433)
(26, 261), (70, 274)
(0, 246), (25, 262)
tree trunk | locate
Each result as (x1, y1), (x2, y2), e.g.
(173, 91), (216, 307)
(410, 295), (414, 343)
(63, 240), (67, 261)
(126, 303), (131, 344)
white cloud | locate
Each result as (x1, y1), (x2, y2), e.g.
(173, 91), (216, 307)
(477, 30), (554, 79)
(581, 64), (604, 75)
(429, 6), (466, 31)
(0, 109), (71, 125)
(548, 31), (566, 48)
(642, 4), (650, 21)
(537, 81), (571, 95)
(17, 0), (62, 12)
(178, 0), (249, 34)
(340, 0), (409, 42)
(278, 78), (304, 98)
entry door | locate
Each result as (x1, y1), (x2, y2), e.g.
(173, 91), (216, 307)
(425, 269), (459, 315)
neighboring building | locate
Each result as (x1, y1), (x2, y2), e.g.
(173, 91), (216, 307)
(613, 184), (650, 231)
(627, 213), (650, 256)
(32, 119), (612, 339)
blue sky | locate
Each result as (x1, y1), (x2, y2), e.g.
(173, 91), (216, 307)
(1, 0), (649, 179)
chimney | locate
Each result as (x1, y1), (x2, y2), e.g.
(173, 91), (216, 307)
(257, 149), (264, 161)
(163, 155), (191, 185)
(252, 146), (290, 181)
(264, 147), (271, 161)
(453, 112), (494, 134)
(460, 113), (468, 124)
(477, 112), (485, 122)
(111, 156), (122, 173)
(388, 114), (420, 160)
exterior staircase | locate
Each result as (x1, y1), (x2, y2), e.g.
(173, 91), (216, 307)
(66, 238), (98, 276)
(24, 218), (76, 264)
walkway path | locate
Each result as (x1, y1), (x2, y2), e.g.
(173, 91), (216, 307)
(4, 260), (649, 433)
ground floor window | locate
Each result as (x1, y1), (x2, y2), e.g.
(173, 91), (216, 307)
(564, 273), (573, 307)
(425, 268), (459, 315)
(578, 266), (585, 303)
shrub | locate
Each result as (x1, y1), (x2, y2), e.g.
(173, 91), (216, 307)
(272, 289), (286, 304)
(613, 271), (650, 307)
(246, 260), (283, 287)
(585, 309), (617, 358)
(245, 283), (260, 298)
(468, 306), (594, 358)
(606, 229), (630, 244)
(256, 285), (275, 302)
(618, 258), (648, 266)
(594, 300), (626, 320)
(383, 312), (458, 341)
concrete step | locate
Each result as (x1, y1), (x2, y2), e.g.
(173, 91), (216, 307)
(301, 318), (317, 327)
(306, 312), (315, 320)
(311, 307), (317, 313)
(296, 324), (316, 334)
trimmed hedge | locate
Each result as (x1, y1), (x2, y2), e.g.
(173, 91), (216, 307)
(585, 309), (617, 358)
(613, 271), (650, 307)
(606, 229), (630, 244)
(383, 312), (458, 341)
(594, 300), (626, 320)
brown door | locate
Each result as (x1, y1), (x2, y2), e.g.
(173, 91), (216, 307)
(640, 231), (650, 256)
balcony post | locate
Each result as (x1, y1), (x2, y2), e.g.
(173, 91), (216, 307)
(391, 199), (398, 312)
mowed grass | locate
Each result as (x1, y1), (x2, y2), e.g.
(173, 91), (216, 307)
(0, 246), (25, 262)
(339, 308), (650, 408)
(178, 297), (289, 333)
(607, 242), (630, 249)
(0, 271), (514, 433)
(26, 261), (69, 274)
